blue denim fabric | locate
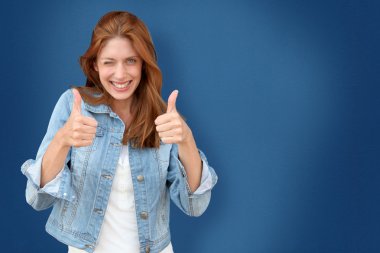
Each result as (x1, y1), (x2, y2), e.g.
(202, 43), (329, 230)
(20, 89), (218, 253)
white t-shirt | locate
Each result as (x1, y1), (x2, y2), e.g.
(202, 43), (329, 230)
(68, 144), (173, 253)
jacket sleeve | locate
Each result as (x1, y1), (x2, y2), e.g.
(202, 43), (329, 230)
(167, 144), (218, 217)
(20, 89), (75, 211)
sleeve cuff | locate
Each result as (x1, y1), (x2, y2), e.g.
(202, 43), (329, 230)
(40, 168), (64, 195)
(173, 148), (214, 195)
(21, 158), (67, 198)
(192, 160), (213, 195)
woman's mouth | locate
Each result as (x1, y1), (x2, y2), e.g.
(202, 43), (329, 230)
(111, 80), (132, 89)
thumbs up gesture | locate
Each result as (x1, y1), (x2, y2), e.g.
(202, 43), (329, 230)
(60, 89), (98, 148)
(154, 90), (192, 144)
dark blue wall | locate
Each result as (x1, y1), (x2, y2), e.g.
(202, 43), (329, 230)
(2, 0), (380, 252)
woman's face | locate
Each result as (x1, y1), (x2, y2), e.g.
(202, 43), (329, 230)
(95, 37), (143, 108)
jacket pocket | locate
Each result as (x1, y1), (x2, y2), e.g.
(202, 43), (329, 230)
(154, 142), (171, 170)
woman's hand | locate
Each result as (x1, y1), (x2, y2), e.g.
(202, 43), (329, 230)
(154, 90), (192, 145)
(155, 90), (203, 193)
(60, 89), (98, 148)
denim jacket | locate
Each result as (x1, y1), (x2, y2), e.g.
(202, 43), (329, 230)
(21, 89), (218, 253)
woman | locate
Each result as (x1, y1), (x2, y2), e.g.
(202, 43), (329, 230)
(21, 11), (218, 253)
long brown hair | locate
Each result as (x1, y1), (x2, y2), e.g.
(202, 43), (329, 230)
(72, 11), (167, 149)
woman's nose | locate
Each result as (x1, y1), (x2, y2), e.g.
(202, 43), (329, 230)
(114, 63), (127, 79)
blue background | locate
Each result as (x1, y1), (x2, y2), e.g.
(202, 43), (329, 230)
(2, 0), (380, 252)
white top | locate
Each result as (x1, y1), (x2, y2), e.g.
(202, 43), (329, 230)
(68, 144), (173, 253)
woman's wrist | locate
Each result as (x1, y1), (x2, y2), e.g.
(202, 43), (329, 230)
(56, 127), (69, 149)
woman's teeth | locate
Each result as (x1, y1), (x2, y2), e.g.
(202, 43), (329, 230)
(111, 81), (131, 88)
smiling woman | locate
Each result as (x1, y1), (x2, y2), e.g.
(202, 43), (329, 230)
(77, 11), (165, 148)
(20, 10), (218, 253)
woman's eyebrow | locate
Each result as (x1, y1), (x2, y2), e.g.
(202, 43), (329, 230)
(100, 56), (139, 60)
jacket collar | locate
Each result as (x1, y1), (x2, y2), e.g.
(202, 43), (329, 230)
(80, 91), (124, 119)
(84, 102), (112, 114)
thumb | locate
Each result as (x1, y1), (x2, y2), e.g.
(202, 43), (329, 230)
(166, 90), (178, 113)
(71, 89), (82, 115)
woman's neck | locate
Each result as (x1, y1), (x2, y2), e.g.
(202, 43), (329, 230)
(111, 99), (133, 126)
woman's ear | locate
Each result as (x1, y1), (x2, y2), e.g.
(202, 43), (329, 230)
(93, 61), (98, 71)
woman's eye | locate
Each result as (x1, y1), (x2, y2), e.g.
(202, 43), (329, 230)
(127, 58), (137, 64)
(104, 62), (112, 65)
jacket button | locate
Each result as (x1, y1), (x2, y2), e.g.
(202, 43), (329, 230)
(85, 244), (94, 249)
(140, 212), (148, 219)
(94, 208), (103, 215)
(137, 175), (144, 182)
(102, 174), (112, 180)
(145, 246), (150, 253)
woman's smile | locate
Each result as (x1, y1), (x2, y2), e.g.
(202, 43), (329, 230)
(110, 80), (132, 89)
